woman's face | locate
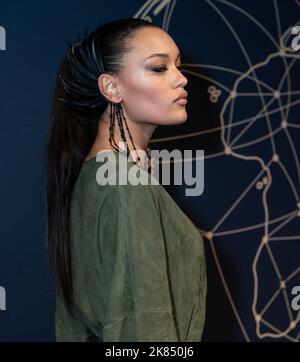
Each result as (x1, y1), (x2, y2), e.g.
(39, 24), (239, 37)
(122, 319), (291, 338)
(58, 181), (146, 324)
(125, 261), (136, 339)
(118, 27), (189, 126)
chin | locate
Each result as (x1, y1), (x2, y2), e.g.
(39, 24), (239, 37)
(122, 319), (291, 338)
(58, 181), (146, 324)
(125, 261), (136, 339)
(164, 118), (187, 126)
(157, 110), (188, 125)
(175, 112), (188, 124)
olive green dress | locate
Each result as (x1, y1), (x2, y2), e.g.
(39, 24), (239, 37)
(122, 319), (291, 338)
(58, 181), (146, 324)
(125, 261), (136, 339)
(55, 150), (207, 342)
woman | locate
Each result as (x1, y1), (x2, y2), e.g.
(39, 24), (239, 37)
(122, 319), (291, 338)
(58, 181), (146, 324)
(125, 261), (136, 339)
(45, 17), (206, 342)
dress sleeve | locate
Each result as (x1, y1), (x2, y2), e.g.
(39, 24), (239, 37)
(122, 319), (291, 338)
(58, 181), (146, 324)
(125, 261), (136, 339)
(98, 184), (179, 342)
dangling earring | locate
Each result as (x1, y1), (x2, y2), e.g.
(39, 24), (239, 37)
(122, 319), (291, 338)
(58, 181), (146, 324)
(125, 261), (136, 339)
(109, 102), (121, 153)
(109, 101), (152, 172)
(117, 103), (142, 164)
(115, 102), (130, 156)
(109, 101), (140, 163)
(109, 101), (130, 155)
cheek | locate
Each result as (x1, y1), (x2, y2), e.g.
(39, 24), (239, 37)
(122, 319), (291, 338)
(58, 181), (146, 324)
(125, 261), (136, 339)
(125, 79), (167, 113)
(122, 76), (187, 124)
(128, 90), (169, 123)
(128, 96), (187, 125)
(126, 77), (163, 103)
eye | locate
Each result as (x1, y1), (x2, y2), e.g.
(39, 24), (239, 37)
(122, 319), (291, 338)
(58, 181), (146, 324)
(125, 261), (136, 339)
(152, 66), (167, 73)
(152, 64), (184, 73)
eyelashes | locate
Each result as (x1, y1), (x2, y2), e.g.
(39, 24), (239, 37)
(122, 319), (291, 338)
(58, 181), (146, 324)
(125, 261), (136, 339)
(152, 64), (184, 73)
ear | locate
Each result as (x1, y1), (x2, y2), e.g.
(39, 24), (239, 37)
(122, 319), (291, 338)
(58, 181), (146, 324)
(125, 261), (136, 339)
(97, 73), (122, 103)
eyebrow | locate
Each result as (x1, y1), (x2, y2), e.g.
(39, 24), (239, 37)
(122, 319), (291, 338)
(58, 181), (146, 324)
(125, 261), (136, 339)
(145, 52), (181, 61)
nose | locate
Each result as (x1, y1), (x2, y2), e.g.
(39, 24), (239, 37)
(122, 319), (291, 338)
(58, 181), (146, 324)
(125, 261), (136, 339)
(175, 67), (188, 88)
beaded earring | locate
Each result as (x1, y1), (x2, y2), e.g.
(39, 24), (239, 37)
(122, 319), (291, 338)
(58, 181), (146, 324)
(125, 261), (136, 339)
(109, 102), (152, 173)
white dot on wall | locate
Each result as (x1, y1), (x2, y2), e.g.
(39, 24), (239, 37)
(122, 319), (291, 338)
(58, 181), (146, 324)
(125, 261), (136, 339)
(279, 49), (285, 56)
(224, 146), (231, 155)
(263, 177), (269, 185)
(280, 280), (286, 289)
(206, 231), (213, 240)
(255, 314), (261, 322)
(230, 90), (237, 98)
(256, 181), (263, 190)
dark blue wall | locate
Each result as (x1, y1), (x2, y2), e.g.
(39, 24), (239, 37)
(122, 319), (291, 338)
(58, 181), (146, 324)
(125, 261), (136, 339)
(0, 0), (299, 341)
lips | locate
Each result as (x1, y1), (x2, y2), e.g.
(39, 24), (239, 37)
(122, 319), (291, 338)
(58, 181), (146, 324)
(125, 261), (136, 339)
(174, 91), (188, 102)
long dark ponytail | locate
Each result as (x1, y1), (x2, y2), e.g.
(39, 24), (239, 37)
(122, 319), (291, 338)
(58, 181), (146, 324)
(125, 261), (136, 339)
(43, 18), (160, 316)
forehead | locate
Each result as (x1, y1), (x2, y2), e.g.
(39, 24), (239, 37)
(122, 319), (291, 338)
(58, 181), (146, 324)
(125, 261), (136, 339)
(127, 27), (179, 59)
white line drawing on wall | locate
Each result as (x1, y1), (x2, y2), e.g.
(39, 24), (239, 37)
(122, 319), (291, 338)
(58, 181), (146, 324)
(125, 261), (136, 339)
(135, 0), (300, 341)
